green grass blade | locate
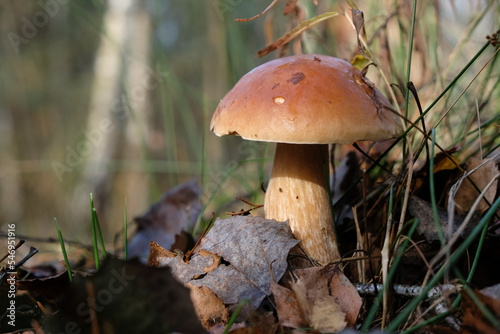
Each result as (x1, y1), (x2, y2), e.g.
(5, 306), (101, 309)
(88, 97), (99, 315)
(223, 299), (249, 334)
(93, 208), (107, 258)
(429, 129), (445, 246)
(449, 212), (491, 309)
(335, 41), (492, 214)
(421, 41), (490, 119)
(53, 217), (72, 282)
(386, 195), (500, 332)
(466, 214), (489, 284)
(403, 0), (418, 161)
(89, 193), (99, 270)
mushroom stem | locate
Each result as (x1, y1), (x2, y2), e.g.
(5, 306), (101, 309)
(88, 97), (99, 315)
(264, 143), (340, 264)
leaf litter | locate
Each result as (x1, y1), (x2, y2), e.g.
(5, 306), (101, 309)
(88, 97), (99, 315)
(149, 215), (300, 328)
(5, 147), (499, 333)
(273, 264), (362, 332)
(461, 283), (500, 333)
(45, 257), (207, 334)
(2, 4), (500, 333)
(126, 179), (201, 261)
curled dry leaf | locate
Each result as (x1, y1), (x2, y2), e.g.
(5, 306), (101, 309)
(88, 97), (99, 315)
(412, 146), (460, 194)
(150, 215), (299, 323)
(198, 249), (221, 273)
(147, 240), (175, 267)
(351, 9), (370, 60)
(149, 242), (227, 330)
(272, 264), (361, 331)
(154, 248), (209, 283)
(128, 180), (201, 261)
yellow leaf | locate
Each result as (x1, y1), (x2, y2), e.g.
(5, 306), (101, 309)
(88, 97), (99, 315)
(351, 54), (372, 71)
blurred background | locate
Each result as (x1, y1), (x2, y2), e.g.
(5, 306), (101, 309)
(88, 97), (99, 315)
(0, 0), (498, 251)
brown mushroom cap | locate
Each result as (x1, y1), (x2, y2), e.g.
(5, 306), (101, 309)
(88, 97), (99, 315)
(210, 54), (404, 144)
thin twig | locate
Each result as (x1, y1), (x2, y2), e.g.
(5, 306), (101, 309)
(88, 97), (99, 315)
(226, 197), (264, 215)
(381, 185), (394, 329)
(235, 0), (278, 22)
(185, 212), (215, 262)
(396, 143), (414, 237)
(355, 283), (461, 300)
(352, 207), (366, 283)
(352, 142), (394, 176)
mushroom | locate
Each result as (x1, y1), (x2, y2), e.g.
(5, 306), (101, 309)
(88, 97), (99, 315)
(210, 54), (404, 264)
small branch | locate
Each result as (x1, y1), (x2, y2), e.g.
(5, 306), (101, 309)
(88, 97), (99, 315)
(226, 197), (264, 216)
(355, 283), (461, 300)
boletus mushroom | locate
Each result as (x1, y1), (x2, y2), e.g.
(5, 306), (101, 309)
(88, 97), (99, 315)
(210, 54), (404, 264)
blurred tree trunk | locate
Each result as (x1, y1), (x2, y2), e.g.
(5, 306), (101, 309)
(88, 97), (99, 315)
(117, 0), (153, 225)
(0, 109), (23, 222)
(72, 0), (153, 234)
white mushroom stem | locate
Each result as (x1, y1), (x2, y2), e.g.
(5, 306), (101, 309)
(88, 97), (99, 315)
(264, 143), (340, 264)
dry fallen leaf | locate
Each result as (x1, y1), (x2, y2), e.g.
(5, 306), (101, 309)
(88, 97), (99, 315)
(273, 264), (361, 332)
(16, 270), (71, 305)
(190, 285), (229, 330)
(224, 312), (277, 334)
(149, 242), (227, 330)
(152, 215), (300, 321)
(270, 279), (307, 329)
(45, 257), (207, 334)
(408, 196), (480, 242)
(412, 146), (460, 195)
(154, 248), (209, 283)
(190, 216), (299, 313)
(453, 157), (499, 213)
(147, 240), (175, 267)
(327, 266), (364, 326)
(127, 180), (201, 261)
(295, 265), (361, 330)
(292, 277), (346, 333)
(461, 283), (500, 334)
